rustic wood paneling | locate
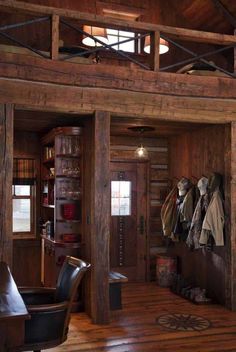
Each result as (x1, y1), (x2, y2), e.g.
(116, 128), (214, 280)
(90, 111), (110, 324)
(14, 130), (41, 156)
(13, 131), (41, 285)
(168, 124), (230, 305)
(13, 239), (41, 286)
(0, 104), (13, 266)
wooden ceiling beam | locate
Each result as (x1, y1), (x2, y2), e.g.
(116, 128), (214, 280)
(0, 77), (236, 123)
(0, 51), (236, 99)
(1, 0), (236, 45)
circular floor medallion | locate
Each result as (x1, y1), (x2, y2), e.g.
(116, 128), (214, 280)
(156, 313), (211, 331)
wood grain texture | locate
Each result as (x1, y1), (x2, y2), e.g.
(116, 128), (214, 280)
(90, 111), (110, 324)
(0, 104), (13, 266)
(51, 14), (59, 60)
(13, 239), (41, 286)
(1, 77), (236, 123)
(48, 282), (236, 352)
(227, 122), (236, 309)
(0, 52), (236, 99)
(168, 125), (229, 306)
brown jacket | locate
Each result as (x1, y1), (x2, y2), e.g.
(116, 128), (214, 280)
(161, 186), (177, 237)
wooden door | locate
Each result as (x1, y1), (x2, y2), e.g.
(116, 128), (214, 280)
(110, 161), (148, 282)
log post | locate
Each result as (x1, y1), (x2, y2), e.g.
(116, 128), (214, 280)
(150, 31), (160, 72)
(226, 122), (236, 309)
(234, 29), (236, 74)
(51, 14), (59, 60)
(0, 104), (13, 267)
(90, 111), (110, 324)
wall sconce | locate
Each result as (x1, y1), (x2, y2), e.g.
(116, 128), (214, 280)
(128, 126), (155, 158)
(144, 36), (169, 54)
(82, 25), (108, 47)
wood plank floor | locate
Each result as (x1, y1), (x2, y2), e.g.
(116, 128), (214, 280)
(47, 283), (236, 352)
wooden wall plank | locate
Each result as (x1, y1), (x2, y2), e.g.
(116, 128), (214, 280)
(0, 104), (13, 266)
(90, 111), (110, 324)
(168, 124), (229, 305)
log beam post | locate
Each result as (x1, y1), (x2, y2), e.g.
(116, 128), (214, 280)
(150, 31), (160, 72)
(90, 110), (110, 324)
(226, 122), (236, 309)
(0, 104), (13, 267)
(51, 14), (59, 60)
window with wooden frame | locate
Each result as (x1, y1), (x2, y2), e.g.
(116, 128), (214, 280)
(12, 158), (36, 237)
(102, 8), (141, 54)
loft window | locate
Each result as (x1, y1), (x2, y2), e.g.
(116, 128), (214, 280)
(107, 29), (139, 53)
(111, 181), (131, 216)
(12, 158), (36, 236)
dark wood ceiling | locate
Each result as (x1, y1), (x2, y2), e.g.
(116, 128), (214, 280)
(14, 109), (214, 137)
(175, 0), (236, 33)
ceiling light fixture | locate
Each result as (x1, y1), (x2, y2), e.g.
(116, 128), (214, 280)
(82, 25), (108, 47)
(128, 126), (155, 158)
(144, 36), (169, 54)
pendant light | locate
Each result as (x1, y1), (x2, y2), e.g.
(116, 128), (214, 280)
(82, 25), (108, 47)
(134, 144), (148, 158)
(144, 36), (169, 54)
(128, 126), (155, 158)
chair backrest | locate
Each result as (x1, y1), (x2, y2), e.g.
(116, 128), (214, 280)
(55, 256), (90, 303)
(54, 256), (90, 340)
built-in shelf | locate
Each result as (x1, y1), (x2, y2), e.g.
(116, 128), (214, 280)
(42, 204), (55, 208)
(41, 234), (82, 248)
(42, 157), (54, 164)
(56, 175), (80, 179)
(56, 153), (81, 158)
(42, 176), (55, 181)
(56, 197), (81, 201)
(56, 219), (81, 223)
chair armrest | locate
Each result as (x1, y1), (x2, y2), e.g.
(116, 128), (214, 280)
(19, 287), (56, 305)
(27, 301), (68, 313)
(24, 301), (69, 345)
(19, 287), (56, 294)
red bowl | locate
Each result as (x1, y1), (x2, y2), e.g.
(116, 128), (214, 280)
(62, 203), (76, 220)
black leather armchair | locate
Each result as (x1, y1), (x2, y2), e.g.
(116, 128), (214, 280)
(19, 256), (90, 352)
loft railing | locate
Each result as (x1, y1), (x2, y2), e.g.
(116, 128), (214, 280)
(0, 0), (236, 77)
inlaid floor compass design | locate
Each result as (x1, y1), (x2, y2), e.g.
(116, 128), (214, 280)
(156, 313), (211, 331)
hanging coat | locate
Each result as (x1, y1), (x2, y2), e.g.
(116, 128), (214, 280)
(186, 193), (210, 250)
(199, 189), (224, 246)
(161, 186), (177, 237)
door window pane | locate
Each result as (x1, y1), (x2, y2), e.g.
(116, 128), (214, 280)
(13, 199), (31, 232)
(111, 181), (131, 216)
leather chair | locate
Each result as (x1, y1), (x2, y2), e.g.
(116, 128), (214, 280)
(18, 256), (90, 352)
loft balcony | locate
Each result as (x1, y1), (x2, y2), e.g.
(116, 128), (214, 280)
(0, 1), (236, 124)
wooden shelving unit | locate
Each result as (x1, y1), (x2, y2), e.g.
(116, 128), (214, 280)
(41, 126), (83, 287)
